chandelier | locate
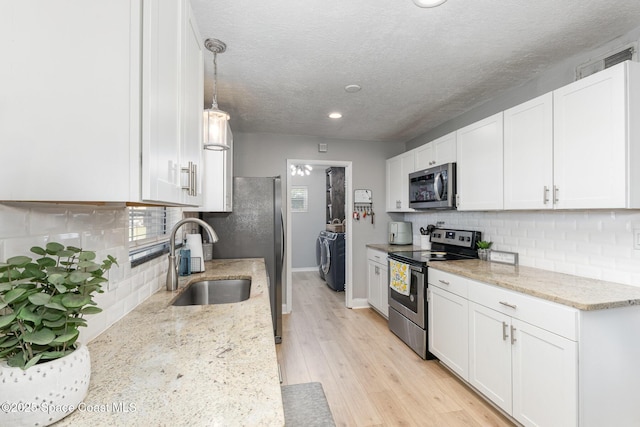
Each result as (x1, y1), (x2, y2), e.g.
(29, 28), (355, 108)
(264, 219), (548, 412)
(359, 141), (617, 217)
(203, 38), (231, 151)
(290, 164), (313, 176)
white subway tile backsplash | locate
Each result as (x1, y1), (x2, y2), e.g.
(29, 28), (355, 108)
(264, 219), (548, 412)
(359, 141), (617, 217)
(406, 209), (640, 287)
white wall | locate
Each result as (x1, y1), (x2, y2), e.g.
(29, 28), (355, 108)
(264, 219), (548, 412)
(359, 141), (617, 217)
(291, 167), (325, 269)
(233, 132), (403, 299)
(0, 203), (168, 343)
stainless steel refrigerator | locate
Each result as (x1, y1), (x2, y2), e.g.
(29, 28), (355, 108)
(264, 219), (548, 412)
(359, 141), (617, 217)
(201, 177), (283, 343)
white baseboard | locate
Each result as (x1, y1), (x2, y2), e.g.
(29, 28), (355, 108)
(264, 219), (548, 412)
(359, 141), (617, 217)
(292, 267), (319, 272)
(350, 298), (370, 309)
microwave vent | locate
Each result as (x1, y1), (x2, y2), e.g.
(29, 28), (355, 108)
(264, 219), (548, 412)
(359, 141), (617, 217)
(576, 43), (637, 80)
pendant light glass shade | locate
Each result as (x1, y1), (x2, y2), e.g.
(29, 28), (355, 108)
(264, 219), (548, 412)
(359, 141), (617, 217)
(203, 38), (231, 151)
(203, 108), (231, 151)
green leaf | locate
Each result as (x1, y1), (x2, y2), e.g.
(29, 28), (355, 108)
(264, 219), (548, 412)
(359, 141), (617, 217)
(47, 273), (67, 286)
(23, 353), (43, 370)
(7, 256), (32, 267)
(17, 306), (41, 325)
(30, 246), (47, 256)
(80, 306), (102, 315)
(78, 261), (100, 272)
(0, 313), (17, 328)
(45, 242), (65, 254)
(3, 288), (26, 304)
(79, 251), (96, 261)
(51, 331), (79, 345)
(28, 293), (51, 306)
(0, 282), (13, 292)
(61, 294), (90, 308)
(44, 302), (66, 311)
(36, 257), (57, 268)
(57, 249), (75, 258)
(43, 317), (66, 328)
(6, 351), (26, 368)
(69, 271), (92, 284)
(22, 328), (55, 345)
(40, 350), (67, 360)
(0, 337), (18, 348)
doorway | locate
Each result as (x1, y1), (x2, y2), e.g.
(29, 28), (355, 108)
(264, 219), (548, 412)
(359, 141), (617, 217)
(285, 159), (353, 313)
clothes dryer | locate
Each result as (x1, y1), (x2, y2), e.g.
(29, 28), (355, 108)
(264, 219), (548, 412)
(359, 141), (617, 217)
(320, 232), (345, 291)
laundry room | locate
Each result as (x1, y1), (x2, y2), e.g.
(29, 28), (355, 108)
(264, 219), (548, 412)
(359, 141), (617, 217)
(290, 163), (346, 292)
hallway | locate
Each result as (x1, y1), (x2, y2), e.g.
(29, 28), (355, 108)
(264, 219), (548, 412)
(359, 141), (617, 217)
(276, 271), (514, 426)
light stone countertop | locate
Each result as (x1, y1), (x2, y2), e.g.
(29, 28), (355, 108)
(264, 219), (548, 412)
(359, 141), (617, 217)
(56, 258), (284, 426)
(366, 243), (421, 253)
(429, 259), (640, 311)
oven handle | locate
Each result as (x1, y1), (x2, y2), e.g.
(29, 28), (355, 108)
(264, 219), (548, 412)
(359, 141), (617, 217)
(409, 265), (424, 273)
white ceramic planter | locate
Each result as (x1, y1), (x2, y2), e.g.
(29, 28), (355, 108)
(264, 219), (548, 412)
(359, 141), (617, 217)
(0, 344), (91, 427)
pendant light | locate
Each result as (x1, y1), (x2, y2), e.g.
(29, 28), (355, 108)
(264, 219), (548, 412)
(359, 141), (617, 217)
(203, 38), (231, 151)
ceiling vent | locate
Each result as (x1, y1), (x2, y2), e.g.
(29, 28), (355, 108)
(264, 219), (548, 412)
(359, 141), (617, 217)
(576, 43), (637, 80)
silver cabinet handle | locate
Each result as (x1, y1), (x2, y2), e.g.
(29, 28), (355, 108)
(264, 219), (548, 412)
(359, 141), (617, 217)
(438, 279), (450, 286)
(553, 185), (559, 203)
(375, 266), (379, 275)
(502, 321), (509, 341)
(543, 186), (550, 204)
(499, 301), (517, 309)
(181, 162), (198, 196)
(510, 325), (517, 345)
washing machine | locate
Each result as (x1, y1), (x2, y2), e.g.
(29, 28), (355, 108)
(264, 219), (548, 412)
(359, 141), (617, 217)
(320, 232), (345, 291)
(316, 231), (329, 280)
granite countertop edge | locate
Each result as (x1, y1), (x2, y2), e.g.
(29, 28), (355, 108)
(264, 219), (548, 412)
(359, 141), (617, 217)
(55, 258), (284, 426)
(367, 243), (640, 311)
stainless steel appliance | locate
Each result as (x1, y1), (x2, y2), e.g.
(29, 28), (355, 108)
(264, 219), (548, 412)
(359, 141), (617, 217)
(409, 162), (456, 210)
(388, 221), (413, 245)
(201, 177), (284, 344)
(388, 228), (481, 359)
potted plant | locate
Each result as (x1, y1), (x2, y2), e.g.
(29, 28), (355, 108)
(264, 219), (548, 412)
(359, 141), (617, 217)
(0, 242), (116, 426)
(476, 240), (493, 261)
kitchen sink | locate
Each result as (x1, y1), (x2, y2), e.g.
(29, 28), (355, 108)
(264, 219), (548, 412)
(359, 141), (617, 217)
(171, 279), (251, 306)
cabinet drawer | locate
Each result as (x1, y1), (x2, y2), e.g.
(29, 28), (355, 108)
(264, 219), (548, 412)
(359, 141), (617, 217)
(367, 248), (387, 264)
(428, 268), (468, 298)
(468, 280), (578, 341)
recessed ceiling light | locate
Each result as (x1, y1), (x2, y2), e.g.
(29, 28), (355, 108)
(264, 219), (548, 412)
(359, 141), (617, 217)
(412, 0), (447, 7)
(329, 112), (342, 119)
(345, 84), (361, 93)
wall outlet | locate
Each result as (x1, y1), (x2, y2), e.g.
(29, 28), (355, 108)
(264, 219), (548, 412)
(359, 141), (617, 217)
(634, 229), (640, 250)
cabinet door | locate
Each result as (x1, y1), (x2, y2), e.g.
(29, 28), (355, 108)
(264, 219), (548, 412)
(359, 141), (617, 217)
(0, 1), (140, 202)
(456, 113), (504, 210)
(179, 1), (204, 206)
(468, 302), (512, 414)
(141, 0), (183, 204)
(415, 143), (435, 170)
(504, 93), (554, 210)
(378, 263), (389, 318)
(385, 151), (415, 211)
(512, 319), (578, 427)
(433, 131), (457, 166)
(428, 286), (469, 380)
(367, 260), (382, 313)
(553, 63), (627, 209)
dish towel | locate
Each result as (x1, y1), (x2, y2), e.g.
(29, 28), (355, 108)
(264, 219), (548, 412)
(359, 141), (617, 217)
(389, 259), (411, 296)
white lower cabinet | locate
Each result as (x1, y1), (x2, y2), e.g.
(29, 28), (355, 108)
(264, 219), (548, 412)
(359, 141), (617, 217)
(367, 249), (388, 318)
(428, 269), (469, 380)
(430, 268), (580, 426)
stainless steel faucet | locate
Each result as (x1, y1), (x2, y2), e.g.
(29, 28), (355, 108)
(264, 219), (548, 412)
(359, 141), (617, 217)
(166, 218), (219, 291)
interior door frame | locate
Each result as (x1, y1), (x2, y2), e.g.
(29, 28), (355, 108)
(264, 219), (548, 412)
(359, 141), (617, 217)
(285, 159), (353, 313)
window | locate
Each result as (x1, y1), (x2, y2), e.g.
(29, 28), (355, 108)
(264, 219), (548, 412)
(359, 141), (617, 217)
(128, 206), (182, 266)
(291, 186), (308, 212)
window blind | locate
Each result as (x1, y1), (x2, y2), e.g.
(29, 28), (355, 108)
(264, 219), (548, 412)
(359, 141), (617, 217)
(291, 186), (308, 212)
(128, 206), (183, 266)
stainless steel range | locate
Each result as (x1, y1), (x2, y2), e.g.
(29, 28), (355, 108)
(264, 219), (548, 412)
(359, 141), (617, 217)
(387, 228), (481, 359)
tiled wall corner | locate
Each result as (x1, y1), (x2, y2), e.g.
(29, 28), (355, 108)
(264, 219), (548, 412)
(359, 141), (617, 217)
(0, 203), (173, 345)
(406, 209), (640, 287)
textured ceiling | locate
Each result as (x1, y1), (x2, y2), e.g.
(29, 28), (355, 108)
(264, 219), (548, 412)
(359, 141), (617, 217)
(191, 0), (640, 143)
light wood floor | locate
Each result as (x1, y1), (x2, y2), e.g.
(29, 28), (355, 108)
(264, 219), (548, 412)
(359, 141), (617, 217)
(276, 271), (515, 427)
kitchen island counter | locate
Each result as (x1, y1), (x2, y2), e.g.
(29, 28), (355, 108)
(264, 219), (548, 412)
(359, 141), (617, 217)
(56, 258), (283, 426)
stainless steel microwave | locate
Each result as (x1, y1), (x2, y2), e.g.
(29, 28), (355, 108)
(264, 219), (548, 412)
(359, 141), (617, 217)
(408, 162), (456, 210)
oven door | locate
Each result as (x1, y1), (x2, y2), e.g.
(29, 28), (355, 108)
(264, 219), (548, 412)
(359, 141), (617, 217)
(388, 261), (426, 329)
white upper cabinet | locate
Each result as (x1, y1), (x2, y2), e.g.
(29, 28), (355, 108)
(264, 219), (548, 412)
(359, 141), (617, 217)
(553, 61), (640, 209)
(0, 0), (203, 206)
(386, 150), (416, 212)
(456, 113), (504, 211)
(504, 93), (554, 210)
(415, 131), (457, 171)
